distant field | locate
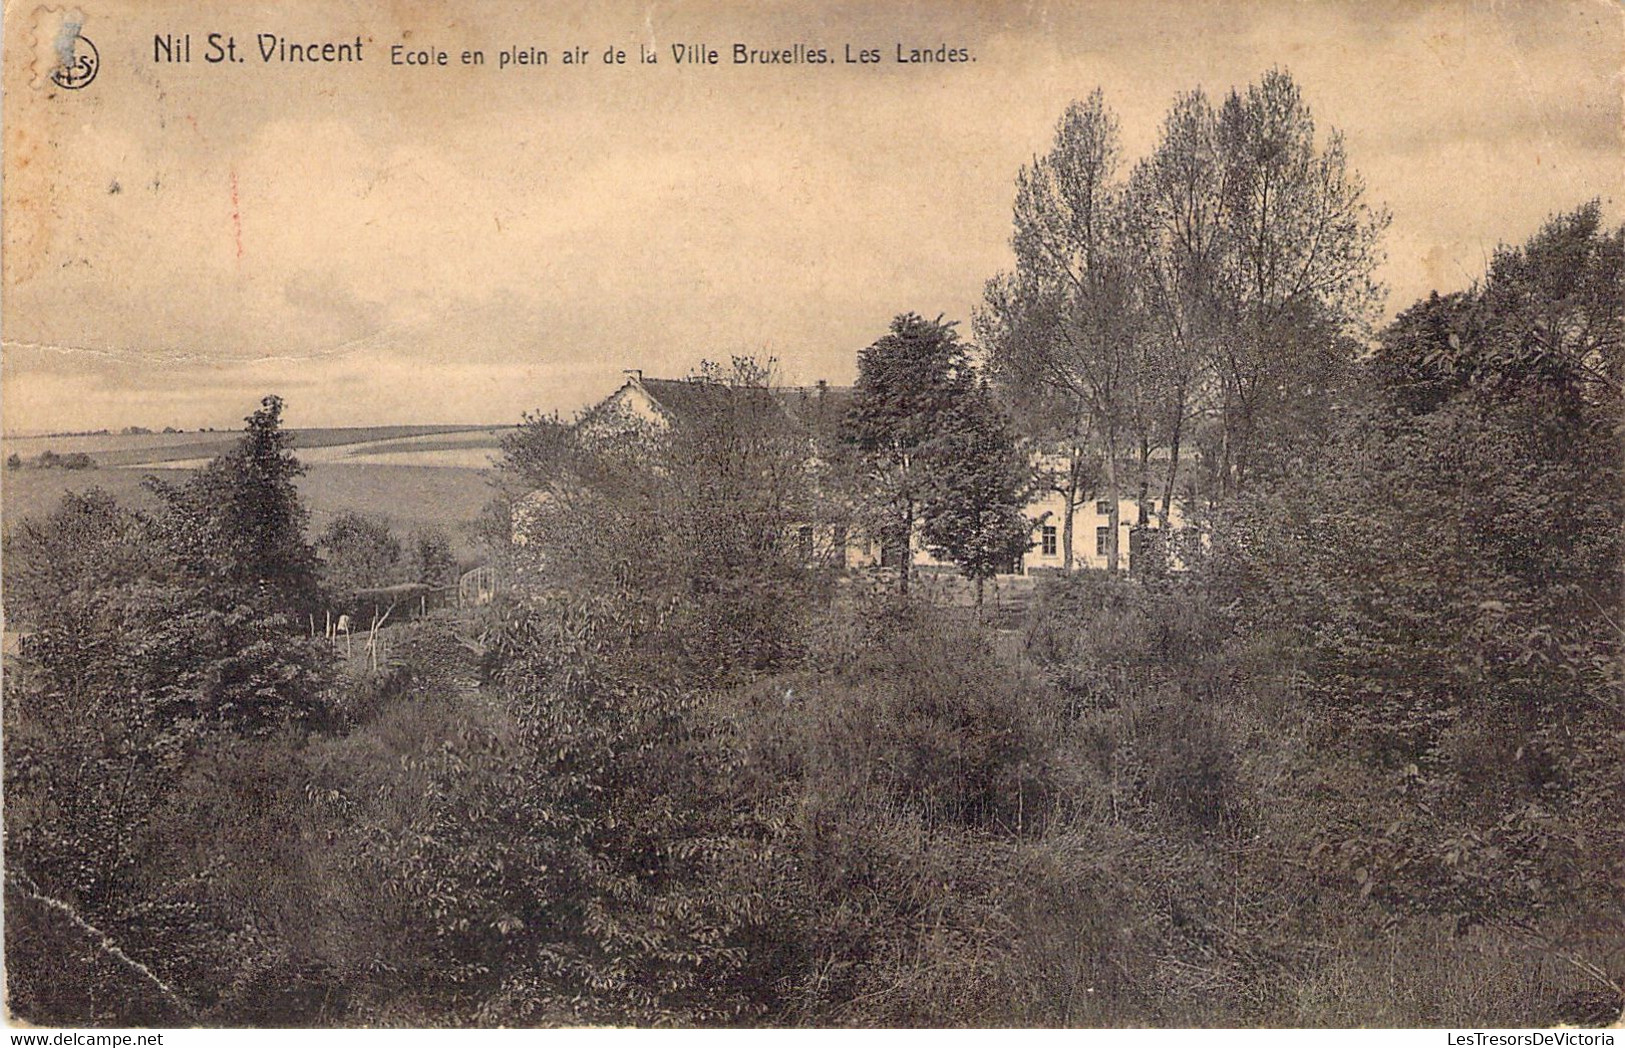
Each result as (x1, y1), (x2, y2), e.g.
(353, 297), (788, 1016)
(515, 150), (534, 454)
(1, 466), (180, 528)
(313, 448), (502, 469)
(289, 427), (510, 468)
(2, 424), (515, 563)
(300, 464), (500, 559)
(3, 431), (223, 459)
(345, 434), (508, 456)
(3, 462), (501, 561)
(2, 425), (503, 468)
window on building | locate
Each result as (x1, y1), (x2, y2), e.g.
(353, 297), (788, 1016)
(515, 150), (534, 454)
(1041, 525), (1057, 556)
(796, 525), (815, 562)
(1096, 525), (1109, 556)
(1096, 499), (1111, 516)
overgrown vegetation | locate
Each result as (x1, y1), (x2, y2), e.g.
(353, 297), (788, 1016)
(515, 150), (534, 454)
(3, 127), (1620, 1030)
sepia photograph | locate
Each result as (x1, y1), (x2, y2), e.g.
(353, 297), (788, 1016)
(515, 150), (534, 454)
(2, 0), (1621, 1031)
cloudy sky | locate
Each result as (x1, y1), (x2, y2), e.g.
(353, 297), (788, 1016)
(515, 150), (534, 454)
(3, 0), (1619, 433)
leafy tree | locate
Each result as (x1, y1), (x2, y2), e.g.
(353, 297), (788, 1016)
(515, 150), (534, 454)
(978, 276), (1103, 569)
(980, 91), (1146, 572)
(918, 382), (1035, 604)
(1371, 290), (1484, 415)
(499, 357), (820, 682)
(663, 358), (820, 598)
(2, 479), (337, 1026)
(1212, 203), (1623, 1000)
(111, 397), (338, 733)
(1217, 385), (1622, 987)
(987, 72), (1389, 543)
(1205, 69), (1388, 495)
(1374, 202), (1619, 430)
(3, 489), (165, 628)
(1477, 200), (1622, 414)
(317, 511), (403, 595)
(147, 395), (319, 615)
(497, 409), (574, 494)
(406, 527), (459, 588)
(1124, 88), (1227, 526)
(844, 313), (977, 592)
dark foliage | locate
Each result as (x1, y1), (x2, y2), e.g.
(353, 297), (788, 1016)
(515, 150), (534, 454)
(918, 382), (1036, 597)
(6, 204), (1621, 1028)
(1208, 203), (1624, 1004)
(498, 357), (826, 684)
(846, 314), (1033, 592)
(146, 394), (321, 617)
(317, 511), (403, 596)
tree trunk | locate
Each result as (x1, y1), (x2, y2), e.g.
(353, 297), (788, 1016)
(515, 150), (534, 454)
(975, 576), (985, 607)
(1104, 429), (1120, 574)
(1061, 455), (1078, 573)
(1159, 415), (1183, 532)
(1131, 434), (1154, 576)
(1220, 388), (1237, 501)
(1230, 395), (1251, 496)
(1136, 432), (1152, 526)
(898, 499), (911, 596)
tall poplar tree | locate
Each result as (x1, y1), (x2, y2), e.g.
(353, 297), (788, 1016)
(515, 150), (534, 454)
(980, 90), (1141, 572)
(1207, 69), (1389, 495)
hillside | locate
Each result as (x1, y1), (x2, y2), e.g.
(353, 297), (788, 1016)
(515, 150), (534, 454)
(1, 425), (514, 559)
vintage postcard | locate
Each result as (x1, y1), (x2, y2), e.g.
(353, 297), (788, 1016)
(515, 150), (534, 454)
(3, 0), (1621, 1033)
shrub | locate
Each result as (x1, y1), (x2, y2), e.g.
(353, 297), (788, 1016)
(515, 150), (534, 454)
(730, 600), (1065, 835)
(461, 591), (790, 1024)
(335, 616), (482, 728)
(1023, 573), (1228, 710)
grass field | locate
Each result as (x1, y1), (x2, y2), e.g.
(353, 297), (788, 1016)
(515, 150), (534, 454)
(3, 462), (501, 561)
(300, 464), (500, 559)
(344, 434), (507, 456)
(1, 466), (179, 525)
(2, 425), (514, 563)
(2, 425), (505, 468)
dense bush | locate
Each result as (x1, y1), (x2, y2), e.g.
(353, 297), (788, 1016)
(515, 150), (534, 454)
(1024, 572), (1228, 708)
(715, 600), (1111, 1023)
(15, 449), (98, 470)
(10, 469), (1616, 1028)
(6, 203), (1619, 1024)
(1203, 204), (1623, 1013)
(732, 602), (1063, 834)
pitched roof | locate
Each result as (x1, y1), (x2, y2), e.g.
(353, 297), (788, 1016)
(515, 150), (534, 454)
(633, 376), (853, 428)
(637, 377), (775, 424)
(775, 384), (855, 436)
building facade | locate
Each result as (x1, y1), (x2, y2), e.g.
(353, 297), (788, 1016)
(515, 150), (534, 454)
(528, 371), (1188, 577)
